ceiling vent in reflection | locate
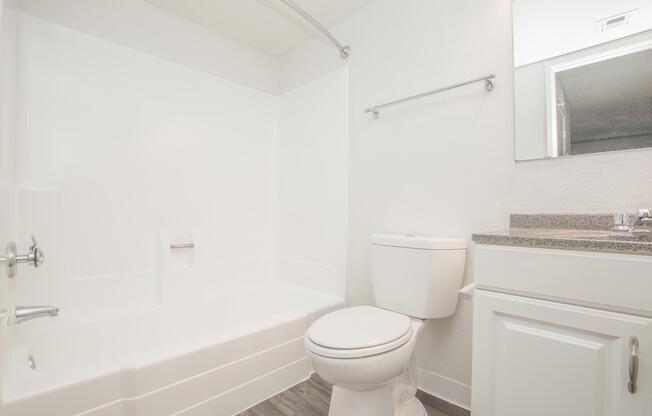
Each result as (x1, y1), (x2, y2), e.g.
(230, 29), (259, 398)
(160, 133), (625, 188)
(595, 10), (636, 34)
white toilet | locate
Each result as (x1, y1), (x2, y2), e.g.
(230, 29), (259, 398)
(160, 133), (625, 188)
(304, 234), (467, 416)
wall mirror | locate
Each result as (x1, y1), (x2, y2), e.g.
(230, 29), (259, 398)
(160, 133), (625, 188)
(513, 0), (652, 161)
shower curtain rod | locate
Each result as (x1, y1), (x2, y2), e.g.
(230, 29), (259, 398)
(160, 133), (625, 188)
(279, 0), (350, 60)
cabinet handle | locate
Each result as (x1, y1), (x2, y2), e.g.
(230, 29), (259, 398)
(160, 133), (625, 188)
(628, 336), (639, 394)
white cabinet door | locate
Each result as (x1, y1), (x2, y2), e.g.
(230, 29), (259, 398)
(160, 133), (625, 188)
(472, 291), (652, 416)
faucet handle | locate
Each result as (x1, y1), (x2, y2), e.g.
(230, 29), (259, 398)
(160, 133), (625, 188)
(29, 235), (38, 251)
(28, 235), (44, 268)
(0, 235), (44, 278)
(613, 213), (631, 232)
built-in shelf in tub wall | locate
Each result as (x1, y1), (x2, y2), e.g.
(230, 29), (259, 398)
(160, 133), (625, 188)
(160, 232), (197, 270)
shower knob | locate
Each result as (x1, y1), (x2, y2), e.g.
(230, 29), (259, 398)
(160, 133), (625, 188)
(0, 235), (45, 278)
(28, 235), (45, 268)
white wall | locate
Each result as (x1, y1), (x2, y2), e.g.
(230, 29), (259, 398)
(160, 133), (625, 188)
(280, 0), (652, 408)
(10, 11), (278, 323)
(513, 0), (652, 67)
(17, 0), (280, 94)
(0, 0), (18, 404)
(275, 67), (349, 299)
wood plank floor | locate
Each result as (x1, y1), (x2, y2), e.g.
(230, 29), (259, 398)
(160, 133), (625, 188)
(238, 374), (470, 416)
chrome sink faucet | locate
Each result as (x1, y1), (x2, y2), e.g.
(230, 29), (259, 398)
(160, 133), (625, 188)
(614, 209), (652, 237)
(612, 213), (632, 232)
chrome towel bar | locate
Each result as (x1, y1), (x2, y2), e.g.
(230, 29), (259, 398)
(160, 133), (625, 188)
(365, 74), (496, 119)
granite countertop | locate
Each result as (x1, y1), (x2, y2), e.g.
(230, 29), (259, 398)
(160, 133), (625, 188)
(472, 214), (652, 256)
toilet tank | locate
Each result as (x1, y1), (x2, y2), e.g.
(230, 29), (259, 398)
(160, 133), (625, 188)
(370, 234), (467, 319)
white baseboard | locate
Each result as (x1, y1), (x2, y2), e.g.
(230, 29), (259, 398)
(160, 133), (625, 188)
(417, 368), (471, 411)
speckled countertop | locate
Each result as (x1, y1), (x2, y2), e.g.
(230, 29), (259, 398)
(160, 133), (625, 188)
(472, 214), (652, 256)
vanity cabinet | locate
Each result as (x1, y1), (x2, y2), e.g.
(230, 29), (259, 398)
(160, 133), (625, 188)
(472, 290), (652, 416)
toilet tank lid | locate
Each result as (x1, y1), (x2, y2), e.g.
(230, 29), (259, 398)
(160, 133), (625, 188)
(371, 233), (466, 250)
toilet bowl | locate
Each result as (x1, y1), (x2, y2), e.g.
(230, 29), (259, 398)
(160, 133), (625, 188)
(305, 234), (467, 416)
(305, 306), (426, 416)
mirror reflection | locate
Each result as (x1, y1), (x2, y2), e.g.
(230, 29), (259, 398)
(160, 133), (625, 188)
(513, 0), (652, 161)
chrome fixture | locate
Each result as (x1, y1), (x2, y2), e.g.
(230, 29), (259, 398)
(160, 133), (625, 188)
(632, 209), (652, 238)
(170, 243), (194, 250)
(279, 0), (350, 60)
(0, 235), (45, 278)
(365, 74), (496, 119)
(628, 336), (639, 394)
(612, 213), (631, 232)
(28, 355), (37, 370)
(634, 208), (651, 226)
(11, 306), (59, 325)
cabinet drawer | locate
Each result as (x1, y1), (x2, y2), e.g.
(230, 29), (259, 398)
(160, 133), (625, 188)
(474, 244), (652, 315)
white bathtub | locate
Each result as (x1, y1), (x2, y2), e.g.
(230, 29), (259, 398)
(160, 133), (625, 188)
(1, 283), (342, 416)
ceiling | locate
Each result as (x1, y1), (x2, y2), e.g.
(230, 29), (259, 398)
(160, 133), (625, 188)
(144, 0), (375, 56)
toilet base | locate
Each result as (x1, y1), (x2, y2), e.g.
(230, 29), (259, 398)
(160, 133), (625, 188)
(328, 350), (426, 416)
(328, 385), (426, 416)
(329, 384), (394, 416)
(395, 397), (427, 416)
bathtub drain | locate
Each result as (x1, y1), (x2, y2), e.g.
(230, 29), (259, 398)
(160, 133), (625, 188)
(28, 355), (36, 370)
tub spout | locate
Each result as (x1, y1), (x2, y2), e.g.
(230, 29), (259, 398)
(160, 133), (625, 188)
(12, 306), (60, 325)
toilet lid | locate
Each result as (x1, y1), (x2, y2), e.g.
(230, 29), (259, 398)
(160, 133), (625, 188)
(306, 306), (412, 358)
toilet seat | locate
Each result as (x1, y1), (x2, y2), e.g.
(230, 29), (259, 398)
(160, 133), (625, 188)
(306, 306), (413, 359)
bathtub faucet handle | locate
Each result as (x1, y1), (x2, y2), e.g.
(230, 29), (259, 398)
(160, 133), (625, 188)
(0, 235), (45, 278)
(28, 235), (45, 268)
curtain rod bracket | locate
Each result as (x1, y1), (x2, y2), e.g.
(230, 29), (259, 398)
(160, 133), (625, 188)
(485, 75), (496, 91)
(340, 46), (351, 60)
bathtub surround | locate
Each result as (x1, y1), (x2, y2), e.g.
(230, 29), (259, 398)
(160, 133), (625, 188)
(12, 10), (278, 312)
(7, 7), (348, 319)
(275, 67), (349, 297)
(0, 0), (17, 407)
(0, 3), (348, 414)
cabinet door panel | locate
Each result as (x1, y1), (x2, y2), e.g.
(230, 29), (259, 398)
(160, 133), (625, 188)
(472, 291), (652, 416)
